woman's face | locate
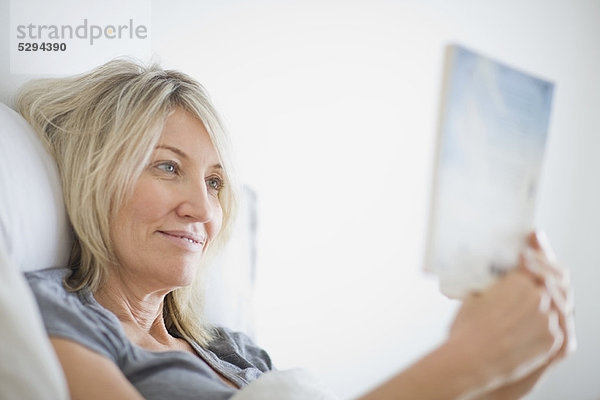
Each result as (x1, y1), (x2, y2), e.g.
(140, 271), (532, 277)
(110, 108), (224, 292)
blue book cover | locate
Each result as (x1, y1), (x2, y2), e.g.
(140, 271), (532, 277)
(425, 44), (554, 298)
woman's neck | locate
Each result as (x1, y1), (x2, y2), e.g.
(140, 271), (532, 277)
(93, 271), (181, 351)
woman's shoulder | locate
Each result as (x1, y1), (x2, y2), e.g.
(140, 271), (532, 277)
(25, 267), (96, 314)
(25, 267), (126, 361)
(25, 267), (79, 310)
(25, 267), (70, 294)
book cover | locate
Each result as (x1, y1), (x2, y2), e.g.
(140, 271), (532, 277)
(424, 44), (554, 299)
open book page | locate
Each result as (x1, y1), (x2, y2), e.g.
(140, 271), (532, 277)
(424, 44), (554, 299)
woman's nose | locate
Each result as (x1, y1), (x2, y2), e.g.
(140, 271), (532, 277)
(176, 179), (215, 223)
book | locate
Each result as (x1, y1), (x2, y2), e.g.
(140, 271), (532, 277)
(424, 44), (554, 299)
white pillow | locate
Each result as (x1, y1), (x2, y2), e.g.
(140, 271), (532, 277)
(0, 103), (72, 271)
(0, 240), (69, 399)
(0, 103), (69, 397)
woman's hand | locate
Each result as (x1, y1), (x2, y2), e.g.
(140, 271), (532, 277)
(357, 231), (574, 400)
(451, 231), (576, 399)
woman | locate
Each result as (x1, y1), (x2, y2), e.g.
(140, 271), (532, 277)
(19, 59), (574, 400)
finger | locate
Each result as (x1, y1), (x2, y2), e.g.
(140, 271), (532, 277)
(547, 309), (565, 357)
(525, 250), (574, 317)
(519, 250), (575, 361)
(548, 300), (578, 361)
(524, 251), (573, 324)
(517, 252), (546, 286)
(528, 231), (566, 278)
(528, 231), (557, 261)
(526, 232), (575, 330)
(523, 246), (570, 289)
(539, 289), (552, 314)
(544, 277), (577, 359)
(550, 280), (577, 358)
(549, 288), (568, 360)
(520, 242), (575, 349)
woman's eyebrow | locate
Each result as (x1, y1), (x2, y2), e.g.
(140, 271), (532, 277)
(155, 144), (223, 170)
(156, 144), (188, 159)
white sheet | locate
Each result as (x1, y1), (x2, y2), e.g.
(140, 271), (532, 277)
(231, 369), (340, 400)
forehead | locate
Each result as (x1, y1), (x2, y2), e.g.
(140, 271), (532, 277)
(156, 109), (218, 162)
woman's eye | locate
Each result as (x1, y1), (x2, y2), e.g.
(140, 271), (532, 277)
(207, 176), (224, 191)
(156, 162), (179, 175)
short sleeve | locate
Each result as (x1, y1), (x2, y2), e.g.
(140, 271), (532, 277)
(25, 268), (127, 363)
(209, 327), (274, 373)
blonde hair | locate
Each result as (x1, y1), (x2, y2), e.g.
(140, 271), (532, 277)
(17, 59), (238, 346)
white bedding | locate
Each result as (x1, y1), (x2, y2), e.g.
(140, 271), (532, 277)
(232, 369), (340, 400)
(0, 242), (69, 399)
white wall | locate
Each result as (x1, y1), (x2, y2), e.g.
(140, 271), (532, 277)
(2, 0), (599, 399)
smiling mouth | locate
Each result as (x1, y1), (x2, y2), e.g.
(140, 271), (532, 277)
(174, 235), (200, 245)
(158, 230), (206, 250)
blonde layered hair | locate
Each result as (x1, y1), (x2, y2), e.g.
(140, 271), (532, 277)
(17, 59), (238, 346)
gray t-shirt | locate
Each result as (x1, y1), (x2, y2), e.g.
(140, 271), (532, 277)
(25, 268), (273, 399)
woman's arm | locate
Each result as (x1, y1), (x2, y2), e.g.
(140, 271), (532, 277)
(473, 232), (576, 400)
(358, 232), (574, 400)
(357, 271), (557, 400)
(50, 338), (144, 400)
(357, 338), (488, 400)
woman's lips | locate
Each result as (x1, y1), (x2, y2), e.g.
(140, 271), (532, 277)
(157, 230), (205, 252)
